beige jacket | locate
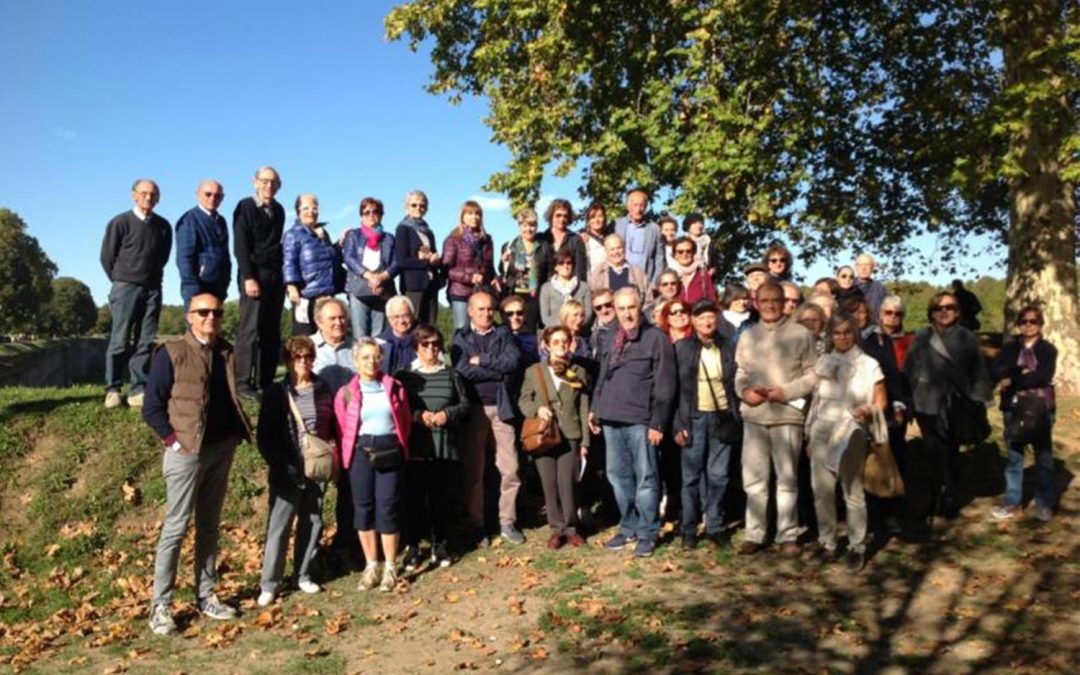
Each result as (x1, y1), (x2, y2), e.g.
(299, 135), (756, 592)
(734, 316), (819, 426)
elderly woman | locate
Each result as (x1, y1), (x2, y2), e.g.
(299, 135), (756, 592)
(539, 251), (592, 329)
(256, 336), (336, 606)
(656, 269), (683, 305)
(806, 313), (886, 571)
(500, 208), (552, 333)
(335, 337), (412, 592)
(879, 295), (914, 370)
(443, 200), (498, 330)
(656, 298), (692, 343)
(394, 190), (442, 324)
(718, 283), (750, 338)
(396, 324), (471, 567)
(540, 199), (589, 283)
(904, 290), (993, 522)
(990, 306), (1058, 522)
(580, 202), (610, 277)
(796, 302), (829, 356)
(519, 326), (590, 549)
(283, 193), (343, 336)
(670, 238), (718, 305)
(342, 197), (397, 338)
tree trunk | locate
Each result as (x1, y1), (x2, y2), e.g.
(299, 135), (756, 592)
(1002, 0), (1079, 393)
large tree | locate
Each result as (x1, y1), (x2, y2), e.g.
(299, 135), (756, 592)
(44, 277), (97, 337)
(386, 0), (1078, 389)
(0, 209), (57, 336)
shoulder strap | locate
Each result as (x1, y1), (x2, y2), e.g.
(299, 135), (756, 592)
(286, 389), (312, 433)
(535, 364), (555, 409)
(699, 344), (726, 412)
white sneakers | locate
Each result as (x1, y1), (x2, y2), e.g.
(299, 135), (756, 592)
(256, 591), (275, 607)
(104, 391), (122, 409)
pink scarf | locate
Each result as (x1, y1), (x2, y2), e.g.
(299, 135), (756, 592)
(360, 224), (383, 251)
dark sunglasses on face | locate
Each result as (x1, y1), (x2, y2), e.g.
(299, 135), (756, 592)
(593, 302), (614, 311)
(202, 192), (223, 198)
(769, 257), (786, 263)
(883, 309), (904, 316)
(838, 273), (853, 279)
(932, 304), (958, 313)
(418, 340), (441, 349)
(503, 310), (524, 317)
(669, 308), (687, 316)
(675, 248), (694, 255)
(1018, 318), (1040, 326)
(409, 202), (426, 208)
(660, 281), (678, 287)
(190, 308), (224, 318)
(292, 353), (315, 362)
(361, 209), (380, 216)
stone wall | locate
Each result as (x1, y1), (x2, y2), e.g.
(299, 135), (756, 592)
(0, 338), (106, 387)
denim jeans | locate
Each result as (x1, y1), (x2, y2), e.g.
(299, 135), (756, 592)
(349, 295), (386, 338)
(603, 423), (660, 542)
(450, 299), (469, 331)
(105, 281), (162, 394)
(1003, 412), (1055, 509)
(680, 412), (732, 536)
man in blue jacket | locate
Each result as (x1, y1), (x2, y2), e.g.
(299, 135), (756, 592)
(589, 286), (676, 557)
(613, 188), (665, 284)
(175, 180), (231, 309)
(451, 291), (524, 547)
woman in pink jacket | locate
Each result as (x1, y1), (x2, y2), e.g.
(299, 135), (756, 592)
(335, 337), (412, 593)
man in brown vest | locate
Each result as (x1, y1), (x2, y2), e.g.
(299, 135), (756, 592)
(142, 293), (252, 635)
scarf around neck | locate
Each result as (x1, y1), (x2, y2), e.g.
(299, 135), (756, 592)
(360, 223), (383, 250)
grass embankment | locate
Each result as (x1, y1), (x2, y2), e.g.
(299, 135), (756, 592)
(0, 385), (1076, 673)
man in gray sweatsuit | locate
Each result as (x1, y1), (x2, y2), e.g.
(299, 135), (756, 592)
(734, 281), (818, 555)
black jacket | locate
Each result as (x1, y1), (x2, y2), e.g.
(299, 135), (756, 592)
(394, 219), (441, 293)
(451, 324), (524, 423)
(592, 322), (676, 429)
(673, 332), (738, 441)
(256, 377), (335, 488)
(232, 197), (285, 282)
(991, 337), (1057, 412)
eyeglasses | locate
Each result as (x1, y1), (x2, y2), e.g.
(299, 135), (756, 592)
(768, 257), (786, 263)
(291, 353), (315, 362)
(202, 192), (224, 198)
(932, 304), (958, 313)
(669, 308), (687, 316)
(593, 302), (614, 311)
(882, 310), (904, 316)
(503, 310), (524, 317)
(838, 273), (853, 279)
(674, 248), (694, 255)
(659, 281), (679, 287)
(1018, 318), (1041, 326)
(418, 340), (441, 349)
(361, 209), (380, 216)
(409, 202), (427, 208)
(190, 308), (224, 318)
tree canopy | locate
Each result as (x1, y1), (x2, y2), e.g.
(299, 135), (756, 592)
(44, 277), (97, 337)
(0, 209), (57, 335)
(386, 0), (1078, 388)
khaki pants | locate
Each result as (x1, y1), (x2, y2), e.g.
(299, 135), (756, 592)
(741, 422), (802, 545)
(809, 429), (868, 553)
(462, 405), (520, 528)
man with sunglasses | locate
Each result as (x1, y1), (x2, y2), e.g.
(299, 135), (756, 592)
(142, 293), (253, 636)
(175, 180), (231, 311)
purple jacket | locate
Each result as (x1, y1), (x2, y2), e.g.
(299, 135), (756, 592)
(442, 230), (495, 300)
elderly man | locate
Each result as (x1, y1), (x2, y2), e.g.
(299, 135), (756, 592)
(451, 291), (524, 547)
(310, 297), (363, 569)
(855, 253), (887, 317)
(589, 287), (676, 557)
(588, 234), (651, 306)
(673, 300), (739, 550)
(233, 166), (286, 398)
(175, 180), (230, 309)
(734, 280), (818, 555)
(613, 188), (665, 283)
(100, 179), (173, 409)
(142, 293), (252, 635)
(780, 281), (802, 317)
(376, 295), (418, 376)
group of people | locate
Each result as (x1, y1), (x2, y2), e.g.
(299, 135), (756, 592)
(98, 171), (1059, 637)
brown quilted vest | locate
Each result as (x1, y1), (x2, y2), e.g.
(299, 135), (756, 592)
(163, 332), (252, 452)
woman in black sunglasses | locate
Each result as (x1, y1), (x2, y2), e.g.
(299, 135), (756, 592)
(903, 290), (992, 529)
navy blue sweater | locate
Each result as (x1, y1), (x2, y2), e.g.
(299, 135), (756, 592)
(175, 207), (231, 304)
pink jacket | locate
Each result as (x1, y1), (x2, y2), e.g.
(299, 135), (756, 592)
(334, 374), (412, 470)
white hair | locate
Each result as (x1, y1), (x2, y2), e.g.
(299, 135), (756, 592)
(385, 294), (415, 317)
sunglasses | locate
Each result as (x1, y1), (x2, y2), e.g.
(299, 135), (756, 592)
(202, 192), (224, 198)
(593, 302), (614, 311)
(674, 248), (694, 255)
(190, 308), (224, 318)
(1018, 318), (1041, 326)
(669, 308), (687, 316)
(659, 281), (679, 287)
(409, 202), (427, 208)
(503, 310), (524, 317)
(291, 353), (315, 362)
(768, 257), (786, 263)
(882, 309), (904, 316)
(418, 340), (442, 349)
(932, 304), (958, 313)
(361, 209), (381, 216)
(838, 273), (853, 279)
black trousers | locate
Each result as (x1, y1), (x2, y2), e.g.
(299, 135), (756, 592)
(234, 269), (285, 391)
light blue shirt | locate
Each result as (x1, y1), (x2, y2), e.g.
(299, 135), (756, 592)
(313, 332), (355, 393)
(624, 221), (648, 270)
(358, 380), (396, 436)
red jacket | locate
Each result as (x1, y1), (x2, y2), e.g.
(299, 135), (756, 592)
(442, 231), (495, 300)
(681, 269), (718, 306)
(334, 374), (412, 470)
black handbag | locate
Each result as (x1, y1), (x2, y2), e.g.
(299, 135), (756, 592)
(364, 442), (403, 471)
(947, 389), (991, 446)
(1005, 394), (1050, 446)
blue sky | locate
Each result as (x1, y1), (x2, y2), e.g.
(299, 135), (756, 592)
(0, 1), (1003, 308)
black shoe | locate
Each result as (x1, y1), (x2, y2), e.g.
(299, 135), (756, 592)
(706, 532), (730, 549)
(844, 549), (865, 572)
(806, 543), (839, 564)
(681, 533), (698, 550)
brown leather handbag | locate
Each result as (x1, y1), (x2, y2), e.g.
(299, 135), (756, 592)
(520, 364), (563, 454)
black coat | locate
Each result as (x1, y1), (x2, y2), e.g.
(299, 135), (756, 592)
(991, 337), (1057, 412)
(257, 377), (335, 489)
(673, 332), (739, 442)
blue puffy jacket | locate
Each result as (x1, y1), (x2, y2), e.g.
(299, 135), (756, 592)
(282, 221), (342, 298)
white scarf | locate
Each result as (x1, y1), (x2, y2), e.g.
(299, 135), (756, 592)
(409, 357), (446, 374)
(551, 275), (579, 296)
(723, 309), (749, 328)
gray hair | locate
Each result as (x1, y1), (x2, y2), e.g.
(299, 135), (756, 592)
(131, 178), (159, 194)
(613, 286), (641, 306)
(404, 190), (428, 208)
(516, 207), (538, 225)
(385, 294), (415, 317)
(855, 252), (876, 266)
(254, 166), (280, 182)
(352, 336), (383, 363)
(880, 294), (904, 312)
(315, 296), (348, 320)
(603, 233), (624, 248)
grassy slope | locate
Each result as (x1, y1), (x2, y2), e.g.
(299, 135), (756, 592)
(0, 384), (1076, 673)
